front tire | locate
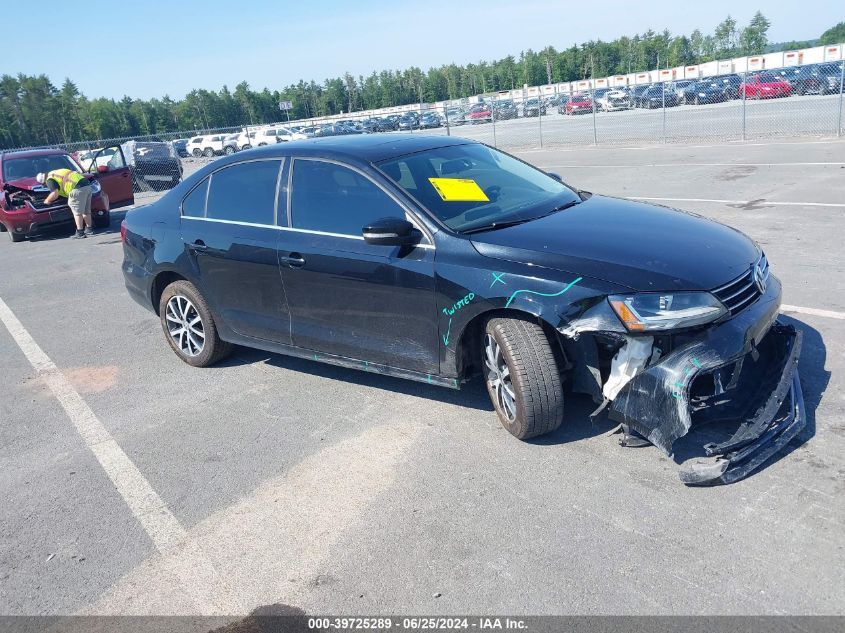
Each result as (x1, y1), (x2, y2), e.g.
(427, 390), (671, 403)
(9, 229), (24, 242)
(483, 318), (564, 440)
(203, 148), (214, 158)
(159, 280), (231, 367)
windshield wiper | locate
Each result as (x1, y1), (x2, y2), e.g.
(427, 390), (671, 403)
(462, 199), (581, 235)
(462, 217), (535, 234)
(546, 199), (581, 214)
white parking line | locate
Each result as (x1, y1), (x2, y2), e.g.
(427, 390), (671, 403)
(0, 296), (242, 615)
(628, 196), (845, 208)
(781, 305), (845, 320)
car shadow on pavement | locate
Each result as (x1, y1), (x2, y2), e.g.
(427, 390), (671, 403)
(528, 393), (619, 446)
(223, 347), (495, 412)
(670, 314), (828, 477)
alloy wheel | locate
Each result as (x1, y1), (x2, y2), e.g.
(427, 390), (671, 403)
(485, 333), (516, 422)
(165, 295), (205, 357)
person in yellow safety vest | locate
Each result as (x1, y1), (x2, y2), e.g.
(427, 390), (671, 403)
(36, 169), (94, 239)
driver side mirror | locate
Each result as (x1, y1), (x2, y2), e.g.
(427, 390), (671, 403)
(362, 217), (419, 246)
(97, 165), (109, 173)
(547, 172), (563, 182)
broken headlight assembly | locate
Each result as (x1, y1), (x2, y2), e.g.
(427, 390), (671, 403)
(608, 292), (727, 332)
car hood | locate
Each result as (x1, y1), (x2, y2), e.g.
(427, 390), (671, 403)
(469, 195), (760, 291)
(6, 177), (41, 190)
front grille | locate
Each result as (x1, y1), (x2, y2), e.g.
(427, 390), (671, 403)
(711, 254), (769, 316)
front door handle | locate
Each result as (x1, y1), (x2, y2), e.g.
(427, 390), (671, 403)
(281, 252), (305, 268)
(187, 240), (207, 252)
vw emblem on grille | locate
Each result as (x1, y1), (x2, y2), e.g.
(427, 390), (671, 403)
(753, 263), (767, 294)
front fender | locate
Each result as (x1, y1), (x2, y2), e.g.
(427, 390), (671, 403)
(434, 260), (614, 378)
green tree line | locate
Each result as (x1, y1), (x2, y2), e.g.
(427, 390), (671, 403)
(0, 11), (829, 149)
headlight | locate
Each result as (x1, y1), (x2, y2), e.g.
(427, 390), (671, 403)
(608, 292), (727, 332)
(90, 179), (102, 194)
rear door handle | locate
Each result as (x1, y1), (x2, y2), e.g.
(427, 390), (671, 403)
(187, 240), (207, 252)
(281, 252), (305, 268)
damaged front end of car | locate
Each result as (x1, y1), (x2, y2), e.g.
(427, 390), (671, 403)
(558, 257), (804, 486)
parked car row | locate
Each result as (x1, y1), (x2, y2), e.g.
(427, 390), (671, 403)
(179, 126), (309, 158)
(413, 61), (845, 123)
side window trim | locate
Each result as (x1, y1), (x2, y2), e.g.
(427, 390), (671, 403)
(273, 157), (286, 226)
(288, 156), (433, 246)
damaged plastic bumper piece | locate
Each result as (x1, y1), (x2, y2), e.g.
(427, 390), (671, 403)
(607, 276), (806, 485)
(679, 327), (803, 485)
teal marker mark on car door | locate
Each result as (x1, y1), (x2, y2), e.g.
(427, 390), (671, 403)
(504, 276), (582, 308)
(491, 272), (506, 287)
(442, 317), (453, 346)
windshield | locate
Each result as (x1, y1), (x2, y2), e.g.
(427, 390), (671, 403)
(378, 143), (579, 233)
(126, 142), (175, 160)
(2, 154), (80, 182)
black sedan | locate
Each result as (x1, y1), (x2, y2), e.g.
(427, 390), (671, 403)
(492, 100), (518, 120)
(682, 80), (729, 105)
(419, 112), (442, 129)
(522, 98), (546, 117)
(772, 66), (825, 96)
(397, 115), (419, 131)
(121, 135), (804, 486)
(636, 84), (680, 108)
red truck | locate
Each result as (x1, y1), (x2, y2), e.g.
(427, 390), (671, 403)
(0, 147), (134, 242)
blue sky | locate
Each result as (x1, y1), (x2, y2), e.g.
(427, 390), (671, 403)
(5, 0), (841, 99)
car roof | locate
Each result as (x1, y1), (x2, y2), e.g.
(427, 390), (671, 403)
(230, 134), (475, 163)
(0, 147), (71, 160)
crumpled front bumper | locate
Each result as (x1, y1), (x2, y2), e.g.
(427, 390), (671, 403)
(607, 275), (805, 485)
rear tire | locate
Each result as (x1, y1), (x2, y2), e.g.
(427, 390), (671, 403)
(159, 280), (231, 367)
(224, 146), (235, 155)
(9, 229), (24, 243)
(93, 214), (110, 229)
(192, 148), (202, 157)
(483, 317), (564, 440)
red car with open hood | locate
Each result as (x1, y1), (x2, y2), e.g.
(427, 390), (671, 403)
(0, 147), (135, 242)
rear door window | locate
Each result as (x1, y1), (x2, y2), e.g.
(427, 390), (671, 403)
(206, 160), (282, 225)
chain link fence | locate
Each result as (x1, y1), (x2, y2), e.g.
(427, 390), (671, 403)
(4, 60), (843, 204)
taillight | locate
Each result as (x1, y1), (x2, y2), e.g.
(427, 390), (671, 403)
(120, 220), (127, 243)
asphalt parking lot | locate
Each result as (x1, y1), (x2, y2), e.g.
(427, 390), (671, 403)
(1, 138), (843, 618)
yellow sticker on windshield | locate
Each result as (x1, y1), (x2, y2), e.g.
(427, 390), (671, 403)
(428, 178), (489, 202)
